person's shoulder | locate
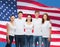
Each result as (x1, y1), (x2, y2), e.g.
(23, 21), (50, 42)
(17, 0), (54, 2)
(7, 22), (10, 24)
(6, 22), (10, 26)
(39, 18), (42, 20)
(14, 18), (19, 22)
(38, 18), (42, 22)
(46, 20), (51, 24)
(22, 17), (26, 20)
(32, 18), (35, 22)
(32, 18), (36, 21)
(47, 20), (50, 22)
(24, 22), (27, 26)
(15, 18), (18, 20)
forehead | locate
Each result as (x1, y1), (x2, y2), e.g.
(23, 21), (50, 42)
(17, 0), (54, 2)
(19, 13), (23, 14)
(27, 16), (31, 17)
(44, 15), (47, 16)
(35, 12), (40, 14)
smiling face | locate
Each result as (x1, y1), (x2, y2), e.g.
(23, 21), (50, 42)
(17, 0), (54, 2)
(27, 15), (32, 21)
(43, 14), (48, 21)
(18, 13), (23, 19)
(35, 12), (39, 18)
(35, 11), (40, 18)
(26, 14), (32, 22)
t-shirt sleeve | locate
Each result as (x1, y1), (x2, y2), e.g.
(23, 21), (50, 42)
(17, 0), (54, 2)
(48, 21), (52, 28)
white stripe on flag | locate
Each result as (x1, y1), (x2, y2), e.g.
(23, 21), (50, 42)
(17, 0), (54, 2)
(51, 42), (60, 46)
(51, 34), (60, 38)
(0, 28), (7, 32)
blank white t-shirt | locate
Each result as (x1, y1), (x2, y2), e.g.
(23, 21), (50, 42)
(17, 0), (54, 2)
(7, 22), (16, 36)
(33, 18), (42, 36)
(15, 18), (26, 35)
(41, 21), (51, 38)
(24, 22), (34, 35)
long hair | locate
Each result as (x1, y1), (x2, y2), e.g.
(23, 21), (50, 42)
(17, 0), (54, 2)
(42, 13), (50, 24)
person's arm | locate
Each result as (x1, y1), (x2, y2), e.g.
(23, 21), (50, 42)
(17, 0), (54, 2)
(32, 26), (34, 33)
(48, 21), (52, 41)
(49, 27), (52, 38)
(7, 23), (11, 43)
(6, 23), (10, 42)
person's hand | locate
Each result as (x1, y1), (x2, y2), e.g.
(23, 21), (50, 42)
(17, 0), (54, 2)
(48, 37), (51, 42)
(7, 38), (10, 43)
(7, 35), (10, 43)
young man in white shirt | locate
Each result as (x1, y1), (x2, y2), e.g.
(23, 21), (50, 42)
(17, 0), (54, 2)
(33, 10), (42, 47)
(15, 11), (26, 47)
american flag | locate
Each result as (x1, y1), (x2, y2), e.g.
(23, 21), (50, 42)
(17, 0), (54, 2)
(0, 0), (60, 47)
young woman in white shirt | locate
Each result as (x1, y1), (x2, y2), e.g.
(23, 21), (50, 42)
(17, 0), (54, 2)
(5, 15), (15, 47)
(42, 13), (52, 47)
(24, 14), (34, 47)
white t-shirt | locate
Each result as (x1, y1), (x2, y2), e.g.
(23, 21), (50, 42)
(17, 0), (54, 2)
(33, 18), (42, 36)
(7, 22), (16, 36)
(15, 18), (26, 35)
(41, 21), (51, 38)
(24, 22), (34, 35)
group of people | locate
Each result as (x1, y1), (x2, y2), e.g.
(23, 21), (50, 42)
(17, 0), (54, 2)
(5, 10), (52, 47)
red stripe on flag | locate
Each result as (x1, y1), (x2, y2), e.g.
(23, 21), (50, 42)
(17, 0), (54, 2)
(0, 31), (7, 35)
(51, 38), (60, 42)
(0, 38), (6, 42)
(52, 23), (60, 27)
(50, 45), (60, 47)
(0, 24), (7, 29)
(17, 6), (60, 13)
(0, 38), (15, 44)
(52, 31), (60, 34)
(22, 14), (60, 21)
(49, 16), (60, 20)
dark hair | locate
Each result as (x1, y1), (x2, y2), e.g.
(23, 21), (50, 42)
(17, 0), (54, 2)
(10, 15), (14, 18)
(26, 14), (32, 22)
(42, 13), (50, 24)
(18, 11), (23, 14)
(10, 15), (15, 21)
(35, 10), (40, 13)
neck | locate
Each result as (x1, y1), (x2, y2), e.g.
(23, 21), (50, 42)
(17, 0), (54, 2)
(35, 17), (39, 19)
(10, 21), (14, 23)
(18, 17), (22, 19)
(44, 19), (47, 21)
(27, 20), (30, 22)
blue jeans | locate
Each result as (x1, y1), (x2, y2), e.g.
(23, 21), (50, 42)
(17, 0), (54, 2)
(42, 38), (50, 47)
(33, 36), (42, 47)
(25, 35), (33, 47)
(15, 35), (25, 47)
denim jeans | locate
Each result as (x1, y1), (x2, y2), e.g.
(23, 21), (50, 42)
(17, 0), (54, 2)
(15, 35), (25, 47)
(33, 36), (42, 47)
(42, 38), (50, 47)
(25, 35), (33, 47)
